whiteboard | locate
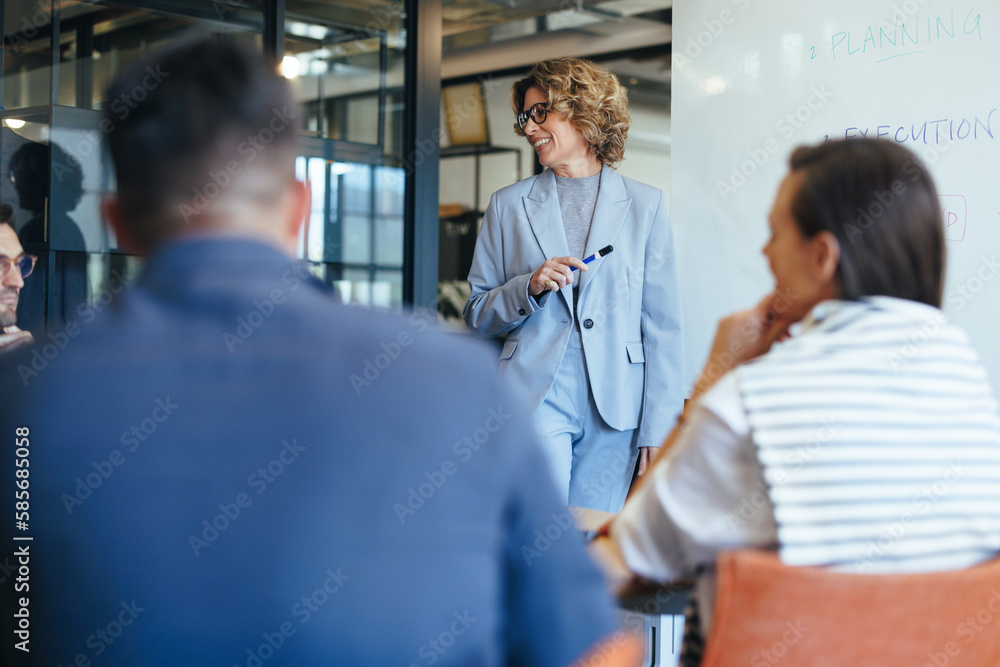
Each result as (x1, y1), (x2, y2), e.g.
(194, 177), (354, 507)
(671, 0), (1000, 393)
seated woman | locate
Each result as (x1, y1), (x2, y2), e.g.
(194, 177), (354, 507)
(606, 138), (1000, 662)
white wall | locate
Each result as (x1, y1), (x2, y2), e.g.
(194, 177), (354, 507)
(618, 103), (672, 209)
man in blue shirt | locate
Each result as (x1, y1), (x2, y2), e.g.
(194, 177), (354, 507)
(1, 39), (638, 666)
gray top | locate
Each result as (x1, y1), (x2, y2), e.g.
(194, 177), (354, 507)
(555, 171), (600, 263)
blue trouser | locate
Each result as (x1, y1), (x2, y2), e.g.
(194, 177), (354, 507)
(531, 331), (638, 513)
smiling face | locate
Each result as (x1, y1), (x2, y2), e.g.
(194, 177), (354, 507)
(521, 86), (601, 178)
(763, 171), (841, 323)
(0, 224), (26, 328)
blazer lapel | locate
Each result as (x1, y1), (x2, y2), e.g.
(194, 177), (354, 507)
(579, 164), (631, 295)
(523, 170), (571, 306)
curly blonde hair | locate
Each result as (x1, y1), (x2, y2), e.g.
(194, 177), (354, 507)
(511, 57), (631, 167)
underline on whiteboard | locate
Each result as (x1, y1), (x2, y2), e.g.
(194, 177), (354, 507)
(876, 51), (925, 63)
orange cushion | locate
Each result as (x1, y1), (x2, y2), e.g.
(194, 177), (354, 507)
(702, 550), (1000, 667)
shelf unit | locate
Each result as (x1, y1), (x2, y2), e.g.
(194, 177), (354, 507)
(438, 144), (522, 281)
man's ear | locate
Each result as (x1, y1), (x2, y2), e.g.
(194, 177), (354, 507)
(101, 196), (146, 256)
(814, 230), (841, 285)
(283, 179), (309, 249)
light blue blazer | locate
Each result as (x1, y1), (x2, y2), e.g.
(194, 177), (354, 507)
(463, 165), (684, 449)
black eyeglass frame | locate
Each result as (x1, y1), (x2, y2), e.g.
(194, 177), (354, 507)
(517, 103), (549, 131)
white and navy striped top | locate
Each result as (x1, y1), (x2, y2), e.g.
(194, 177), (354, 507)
(736, 296), (1000, 573)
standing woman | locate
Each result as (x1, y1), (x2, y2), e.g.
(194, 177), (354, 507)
(463, 57), (683, 512)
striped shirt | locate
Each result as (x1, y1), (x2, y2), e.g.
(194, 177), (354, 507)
(613, 296), (1000, 635)
(737, 296), (1000, 573)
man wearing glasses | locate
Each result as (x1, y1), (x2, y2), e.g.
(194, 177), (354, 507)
(0, 204), (36, 353)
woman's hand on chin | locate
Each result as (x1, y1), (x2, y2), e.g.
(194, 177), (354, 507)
(692, 292), (798, 400)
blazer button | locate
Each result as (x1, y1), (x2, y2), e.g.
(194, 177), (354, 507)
(518, 308), (526, 316)
(583, 319), (594, 329)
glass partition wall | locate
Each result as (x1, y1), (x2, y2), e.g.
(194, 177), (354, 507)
(2, 0), (267, 333)
(285, 0), (407, 307)
(1, 0), (411, 336)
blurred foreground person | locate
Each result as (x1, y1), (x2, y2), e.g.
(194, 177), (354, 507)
(1, 39), (640, 667)
(606, 139), (1000, 664)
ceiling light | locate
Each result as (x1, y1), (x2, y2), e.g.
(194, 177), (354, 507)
(280, 55), (301, 79)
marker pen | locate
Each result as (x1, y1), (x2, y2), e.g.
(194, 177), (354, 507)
(571, 245), (614, 271)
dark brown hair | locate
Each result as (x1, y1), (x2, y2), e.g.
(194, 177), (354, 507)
(789, 138), (944, 307)
(104, 38), (299, 249)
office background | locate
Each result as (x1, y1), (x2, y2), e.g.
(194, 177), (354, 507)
(0, 0), (673, 333)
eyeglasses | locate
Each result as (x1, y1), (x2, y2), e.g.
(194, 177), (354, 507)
(1, 254), (37, 280)
(517, 103), (549, 131)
